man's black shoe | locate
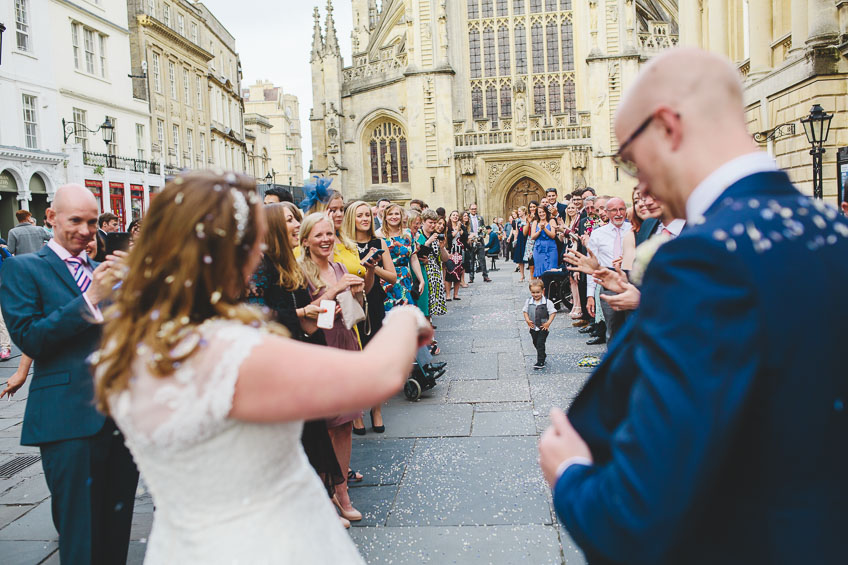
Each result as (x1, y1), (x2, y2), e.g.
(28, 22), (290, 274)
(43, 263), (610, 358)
(587, 335), (607, 345)
(424, 362), (447, 373)
(588, 322), (606, 337)
(578, 324), (597, 335)
(483, 277), (492, 282)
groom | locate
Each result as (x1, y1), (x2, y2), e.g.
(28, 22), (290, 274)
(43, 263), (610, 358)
(539, 48), (848, 564)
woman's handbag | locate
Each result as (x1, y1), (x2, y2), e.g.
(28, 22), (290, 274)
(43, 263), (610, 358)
(337, 290), (366, 330)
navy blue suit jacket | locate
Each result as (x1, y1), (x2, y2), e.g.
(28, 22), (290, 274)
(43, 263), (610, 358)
(0, 245), (105, 445)
(554, 172), (848, 564)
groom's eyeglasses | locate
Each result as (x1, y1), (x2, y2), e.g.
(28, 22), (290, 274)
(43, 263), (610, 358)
(613, 111), (681, 177)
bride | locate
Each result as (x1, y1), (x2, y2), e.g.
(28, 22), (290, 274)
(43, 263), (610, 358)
(94, 171), (430, 563)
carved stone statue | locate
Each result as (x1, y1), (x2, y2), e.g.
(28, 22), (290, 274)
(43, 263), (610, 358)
(515, 96), (527, 127)
(460, 156), (475, 175)
(463, 178), (477, 208)
(384, 149), (392, 179)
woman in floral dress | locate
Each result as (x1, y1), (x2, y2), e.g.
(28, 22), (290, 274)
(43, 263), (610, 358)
(380, 204), (425, 311)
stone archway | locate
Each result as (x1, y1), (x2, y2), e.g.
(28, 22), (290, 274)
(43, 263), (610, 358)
(505, 176), (544, 213)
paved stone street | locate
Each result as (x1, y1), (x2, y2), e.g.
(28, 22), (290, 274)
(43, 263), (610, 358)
(0, 264), (604, 564)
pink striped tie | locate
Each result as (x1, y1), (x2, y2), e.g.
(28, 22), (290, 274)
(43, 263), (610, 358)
(64, 256), (92, 293)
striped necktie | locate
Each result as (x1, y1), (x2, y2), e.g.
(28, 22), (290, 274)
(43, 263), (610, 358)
(64, 256), (92, 293)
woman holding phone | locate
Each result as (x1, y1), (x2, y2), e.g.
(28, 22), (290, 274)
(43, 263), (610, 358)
(341, 201), (397, 434)
(381, 205), (425, 310)
(298, 213), (366, 524)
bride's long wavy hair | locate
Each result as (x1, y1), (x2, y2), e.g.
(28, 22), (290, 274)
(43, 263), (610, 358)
(95, 171), (274, 414)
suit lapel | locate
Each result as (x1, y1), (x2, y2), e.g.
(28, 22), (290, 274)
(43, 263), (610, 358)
(39, 247), (83, 296)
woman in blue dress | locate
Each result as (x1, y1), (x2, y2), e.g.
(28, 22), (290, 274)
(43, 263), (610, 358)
(380, 204), (425, 311)
(530, 205), (558, 277)
(512, 206), (528, 282)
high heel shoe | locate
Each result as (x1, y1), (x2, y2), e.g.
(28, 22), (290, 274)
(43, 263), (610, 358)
(332, 495), (362, 521)
(370, 409), (385, 433)
(569, 309), (583, 319)
(339, 516), (351, 529)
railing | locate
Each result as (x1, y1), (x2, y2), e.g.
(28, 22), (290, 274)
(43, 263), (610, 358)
(638, 21), (678, 54)
(83, 151), (162, 175)
(343, 52), (408, 83)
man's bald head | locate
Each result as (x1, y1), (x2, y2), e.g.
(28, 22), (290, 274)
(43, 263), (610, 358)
(48, 184), (100, 255)
(613, 48), (758, 219)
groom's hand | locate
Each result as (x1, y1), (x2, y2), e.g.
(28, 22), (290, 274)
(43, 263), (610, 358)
(539, 408), (592, 488)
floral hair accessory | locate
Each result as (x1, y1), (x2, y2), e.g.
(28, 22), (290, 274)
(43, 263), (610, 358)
(298, 176), (333, 212)
(230, 188), (249, 244)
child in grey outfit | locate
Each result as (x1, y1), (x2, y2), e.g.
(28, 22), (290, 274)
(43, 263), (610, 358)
(523, 279), (557, 369)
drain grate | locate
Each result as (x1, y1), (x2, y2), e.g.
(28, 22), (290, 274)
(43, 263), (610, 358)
(0, 455), (41, 479)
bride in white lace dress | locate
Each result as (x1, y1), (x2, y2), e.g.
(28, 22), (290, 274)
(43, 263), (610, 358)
(94, 172), (430, 564)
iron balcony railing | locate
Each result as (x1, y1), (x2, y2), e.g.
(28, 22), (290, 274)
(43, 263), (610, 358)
(83, 151), (162, 175)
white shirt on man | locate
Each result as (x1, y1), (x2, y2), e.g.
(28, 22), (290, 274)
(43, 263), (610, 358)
(686, 151), (778, 223)
(586, 221), (631, 295)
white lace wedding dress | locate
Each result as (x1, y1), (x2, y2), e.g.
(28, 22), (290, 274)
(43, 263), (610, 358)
(108, 319), (365, 564)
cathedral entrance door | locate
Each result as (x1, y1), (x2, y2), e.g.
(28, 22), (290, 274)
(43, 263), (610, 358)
(505, 177), (544, 213)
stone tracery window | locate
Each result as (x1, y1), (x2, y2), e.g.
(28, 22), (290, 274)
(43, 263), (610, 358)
(546, 0), (558, 11)
(486, 85), (499, 126)
(531, 23), (544, 73)
(514, 24), (527, 74)
(497, 0), (508, 16)
(469, 30), (481, 78)
(546, 22), (559, 72)
(513, 0), (524, 15)
(533, 81), (546, 115)
(369, 121), (409, 185)
(500, 85), (512, 116)
(481, 0), (493, 18)
(483, 27), (496, 77)
(472, 85), (484, 119)
(561, 21), (574, 71)
(564, 79), (576, 119)
(549, 77), (561, 114)
(467, 0), (479, 19)
(530, 0), (542, 13)
(498, 25), (511, 76)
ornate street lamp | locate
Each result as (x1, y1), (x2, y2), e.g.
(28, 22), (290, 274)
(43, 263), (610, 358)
(62, 116), (115, 145)
(800, 104), (833, 200)
(264, 171), (273, 187)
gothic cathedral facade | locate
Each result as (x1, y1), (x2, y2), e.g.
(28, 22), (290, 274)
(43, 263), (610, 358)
(310, 0), (677, 220)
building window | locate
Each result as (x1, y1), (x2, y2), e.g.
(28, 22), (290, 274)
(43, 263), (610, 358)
(98, 34), (107, 77)
(531, 23), (543, 73)
(561, 21), (574, 71)
(106, 116), (117, 155)
(177, 13), (185, 36)
(497, 25), (511, 76)
(147, 0), (155, 17)
(199, 132), (206, 165)
(496, 0), (508, 16)
(471, 85), (483, 119)
(190, 22), (198, 44)
(483, 27), (496, 77)
(163, 3), (170, 27)
(546, 22), (559, 72)
(564, 79), (576, 118)
(168, 61), (176, 99)
(515, 24), (527, 74)
(195, 75), (203, 109)
(485, 85), (498, 127)
(481, 0), (493, 18)
(513, 0), (524, 15)
(546, 0), (557, 10)
(15, 0), (30, 52)
(22, 94), (38, 149)
(136, 124), (145, 160)
(84, 29), (96, 74)
(467, 0), (478, 19)
(549, 78), (561, 113)
(72, 107), (88, 150)
(183, 69), (191, 105)
(186, 128), (193, 163)
(533, 81), (546, 115)
(157, 119), (164, 151)
(152, 53), (162, 92)
(562, 0), (572, 9)
(172, 125), (180, 166)
(530, 0), (542, 13)
(71, 23), (80, 68)
(500, 85), (512, 116)
(469, 30), (481, 79)
(368, 121), (409, 184)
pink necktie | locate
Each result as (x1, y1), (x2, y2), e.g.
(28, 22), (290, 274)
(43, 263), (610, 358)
(613, 227), (622, 258)
(662, 228), (673, 236)
(64, 256), (92, 293)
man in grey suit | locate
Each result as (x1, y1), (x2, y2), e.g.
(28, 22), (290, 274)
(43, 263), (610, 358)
(7, 209), (50, 255)
(0, 184), (138, 564)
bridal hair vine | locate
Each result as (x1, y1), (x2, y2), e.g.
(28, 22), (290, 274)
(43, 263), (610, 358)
(230, 187), (250, 244)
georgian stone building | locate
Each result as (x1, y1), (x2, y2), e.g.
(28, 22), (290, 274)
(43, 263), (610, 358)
(310, 0), (677, 219)
(243, 80), (305, 186)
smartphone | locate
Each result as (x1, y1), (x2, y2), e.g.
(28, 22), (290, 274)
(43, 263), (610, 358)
(104, 232), (131, 255)
(437, 234), (445, 240)
(317, 299), (336, 330)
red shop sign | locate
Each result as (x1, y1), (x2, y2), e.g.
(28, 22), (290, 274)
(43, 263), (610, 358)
(130, 184), (144, 191)
(84, 179), (103, 188)
(109, 182), (124, 189)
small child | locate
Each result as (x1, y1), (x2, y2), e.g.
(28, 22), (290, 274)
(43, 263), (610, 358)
(523, 279), (557, 369)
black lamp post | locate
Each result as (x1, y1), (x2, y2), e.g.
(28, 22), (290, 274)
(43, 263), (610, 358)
(101, 117), (115, 167)
(800, 104), (833, 200)
(0, 23), (6, 67)
(264, 171), (273, 187)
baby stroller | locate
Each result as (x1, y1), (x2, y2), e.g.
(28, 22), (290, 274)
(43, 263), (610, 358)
(403, 346), (447, 400)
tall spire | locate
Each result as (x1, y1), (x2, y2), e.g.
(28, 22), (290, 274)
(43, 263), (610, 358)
(310, 6), (324, 62)
(324, 0), (340, 56)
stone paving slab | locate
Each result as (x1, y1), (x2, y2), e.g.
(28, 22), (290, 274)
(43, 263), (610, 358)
(0, 500), (55, 541)
(471, 410), (536, 436)
(350, 524), (566, 564)
(365, 403), (473, 438)
(349, 438), (415, 485)
(0, 540), (58, 564)
(388, 437), (551, 527)
(473, 402), (533, 412)
(349, 485), (397, 527)
(437, 352), (499, 381)
(449, 379), (531, 403)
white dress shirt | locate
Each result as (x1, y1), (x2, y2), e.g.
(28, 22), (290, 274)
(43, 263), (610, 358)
(656, 218), (686, 238)
(586, 221), (631, 295)
(47, 239), (103, 322)
(686, 151), (778, 223)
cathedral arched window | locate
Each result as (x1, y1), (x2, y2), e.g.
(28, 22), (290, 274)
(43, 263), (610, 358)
(472, 86), (484, 119)
(500, 85), (512, 116)
(533, 81), (546, 115)
(545, 0), (558, 11)
(513, 0), (524, 15)
(549, 78), (561, 114)
(486, 85), (498, 126)
(514, 24), (527, 74)
(497, 0), (508, 16)
(546, 22), (559, 72)
(531, 24), (544, 73)
(562, 0), (571, 9)
(483, 27), (496, 77)
(498, 25), (511, 76)
(530, 0), (542, 13)
(469, 30), (481, 78)
(467, 0), (479, 19)
(368, 121), (409, 185)
(564, 79), (576, 119)
(481, 0), (493, 18)
(561, 21), (574, 71)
